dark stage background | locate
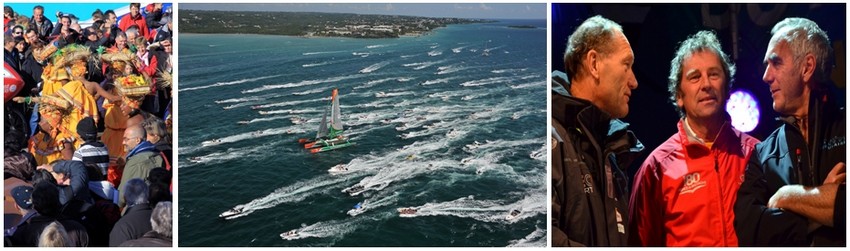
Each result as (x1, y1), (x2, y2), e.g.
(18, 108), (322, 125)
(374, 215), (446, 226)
(551, 3), (846, 183)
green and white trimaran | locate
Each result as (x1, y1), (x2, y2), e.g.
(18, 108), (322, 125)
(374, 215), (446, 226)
(299, 88), (354, 153)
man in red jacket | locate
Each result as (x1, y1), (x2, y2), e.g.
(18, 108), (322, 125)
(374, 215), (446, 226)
(118, 3), (149, 41)
(628, 30), (760, 246)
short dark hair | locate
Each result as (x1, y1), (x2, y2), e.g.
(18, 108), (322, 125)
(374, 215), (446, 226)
(130, 3), (141, 9)
(91, 9), (103, 18)
(4, 6), (13, 16)
(33, 5), (44, 12)
(104, 10), (115, 18)
(32, 181), (62, 217)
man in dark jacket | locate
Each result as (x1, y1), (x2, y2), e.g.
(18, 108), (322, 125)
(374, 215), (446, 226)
(119, 201), (171, 247)
(551, 15), (643, 247)
(37, 160), (91, 205)
(27, 5), (53, 42)
(734, 17), (845, 247)
(109, 178), (152, 246)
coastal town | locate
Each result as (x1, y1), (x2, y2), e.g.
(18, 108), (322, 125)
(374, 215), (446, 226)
(180, 10), (490, 38)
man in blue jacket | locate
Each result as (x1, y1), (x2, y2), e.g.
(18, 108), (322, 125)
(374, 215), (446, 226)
(734, 17), (845, 247)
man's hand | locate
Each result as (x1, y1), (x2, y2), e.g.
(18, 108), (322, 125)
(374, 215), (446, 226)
(824, 162), (846, 184)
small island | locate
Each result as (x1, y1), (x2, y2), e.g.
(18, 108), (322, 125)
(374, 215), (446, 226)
(507, 25), (537, 29)
(180, 10), (493, 38)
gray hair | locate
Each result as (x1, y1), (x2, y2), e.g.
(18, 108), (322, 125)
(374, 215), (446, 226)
(668, 30), (736, 117)
(770, 17), (833, 86)
(143, 116), (170, 143)
(150, 201), (172, 238)
(563, 15), (624, 81)
(38, 221), (71, 247)
(125, 26), (139, 38)
(123, 178), (149, 206)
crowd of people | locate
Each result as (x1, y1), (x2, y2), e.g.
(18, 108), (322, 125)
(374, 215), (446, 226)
(4, 3), (173, 247)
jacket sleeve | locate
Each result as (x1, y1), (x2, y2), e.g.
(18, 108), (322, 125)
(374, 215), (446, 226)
(734, 152), (809, 246)
(628, 156), (664, 246)
(53, 160), (89, 203)
(550, 125), (588, 247)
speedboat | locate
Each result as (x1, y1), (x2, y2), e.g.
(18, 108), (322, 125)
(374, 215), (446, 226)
(219, 206), (244, 219)
(280, 230), (300, 240)
(397, 207), (417, 216)
(342, 184), (365, 196)
(328, 164), (348, 174)
(464, 141), (483, 151)
(347, 201), (366, 216)
(505, 209), (521, 221)
(201, 139), (222, 147)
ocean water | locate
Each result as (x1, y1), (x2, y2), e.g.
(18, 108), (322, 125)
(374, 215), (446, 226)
(177, 19), (547, 247)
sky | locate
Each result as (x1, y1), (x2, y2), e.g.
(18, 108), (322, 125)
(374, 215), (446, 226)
(180, 3), (546, 19)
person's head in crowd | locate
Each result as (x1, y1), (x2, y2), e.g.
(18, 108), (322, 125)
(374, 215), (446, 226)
(143, 116), (169, 144)
(84, 26), (98, 42)
(76, 117), (98, 143)
(59, 15), (71, 29)
(563, 15), (638, 119)
(125, 25), (139, 42)
(4, 6), (14, 20)
(69, 23), (81, 33)
(148, 168), (171, 186)
(763, 17), (834, 117)
(14, 36), (26, 52)
(114, 31), (128, 49)
(150, 201), (172, 239)
(11, 185), (34, 215)
(91, 20), (103, 31)
(11, 25), (24, 38)
(123, 178), (149, 207)
(129, 3), (141, 19)
(4, 33), (15, 51)
(41, 160), (76, 187)
(91, 9), (103, 23)
(667, 30), (735, 122)
(104, 10), (117, 26)
(161, 37), (171, 54)
(32, 169), (57, 187)
(148, 183), (170, 208)
(123, 125), (146, 153)
(4, 127), (26, 157)
(32, 181), (62, 218)
(37, 221), (71, 247)
(32, 5), (46, 24)
(134, 36), (147, 54)
(24, 28), (38, 45)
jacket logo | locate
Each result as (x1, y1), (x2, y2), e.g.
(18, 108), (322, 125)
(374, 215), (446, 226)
(583, 174), (593, 194)
(822, 136), (845, 151)
(679, 172), (706, 195)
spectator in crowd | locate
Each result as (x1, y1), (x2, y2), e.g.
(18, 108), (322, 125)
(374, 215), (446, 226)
(118, 3), (149, 40)
(28, 5), (53, 41)
(109, 178), (151, 246)
(37, 222), (71, 247)
(120, 201), (171, 247)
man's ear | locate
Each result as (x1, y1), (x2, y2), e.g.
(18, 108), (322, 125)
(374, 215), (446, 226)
(586, 49), (600, 80)
(800, 53), (816, 83)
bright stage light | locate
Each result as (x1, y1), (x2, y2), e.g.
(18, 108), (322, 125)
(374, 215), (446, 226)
(726, 90), (759, 133)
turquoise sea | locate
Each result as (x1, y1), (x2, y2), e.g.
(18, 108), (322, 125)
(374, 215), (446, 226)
(177, 19), (547, 247)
